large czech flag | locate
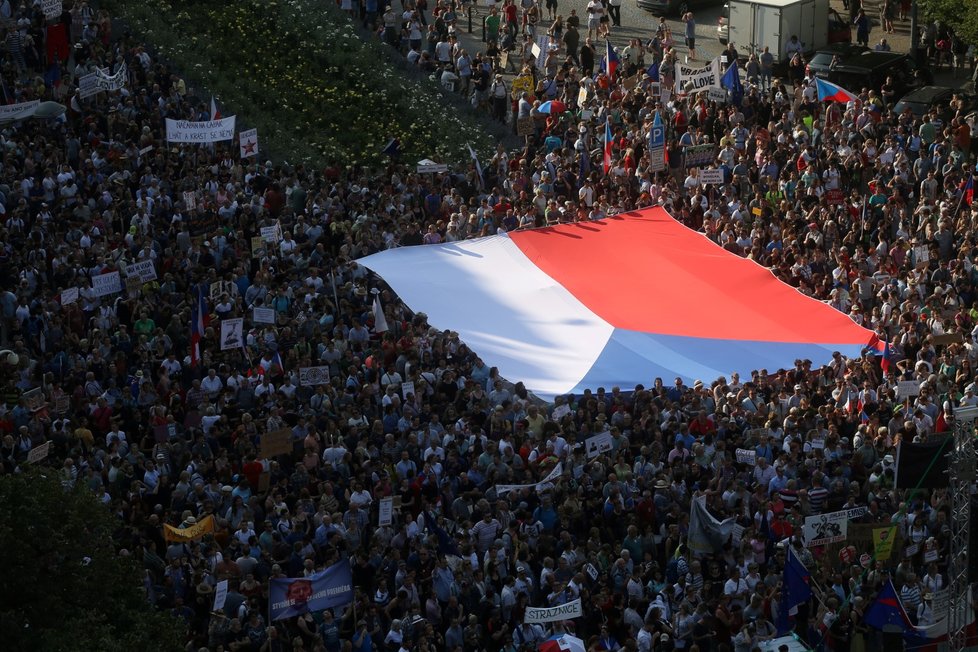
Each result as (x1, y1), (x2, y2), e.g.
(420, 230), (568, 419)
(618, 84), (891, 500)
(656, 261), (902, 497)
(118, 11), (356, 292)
(815, 78), (859, 104)
(357, 208), (880, 400)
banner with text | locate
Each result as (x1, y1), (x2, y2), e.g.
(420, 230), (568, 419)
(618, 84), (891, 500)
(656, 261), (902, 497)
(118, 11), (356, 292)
(269, 559), (354, 621)
(676, 58), (721, 93)
(166, 116), (237, 143)
(524, 598), (583, 623)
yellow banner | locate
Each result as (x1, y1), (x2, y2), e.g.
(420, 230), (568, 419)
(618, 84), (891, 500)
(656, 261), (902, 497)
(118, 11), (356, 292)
(873, 525), (897, 561)
(164, 515), (215, 542)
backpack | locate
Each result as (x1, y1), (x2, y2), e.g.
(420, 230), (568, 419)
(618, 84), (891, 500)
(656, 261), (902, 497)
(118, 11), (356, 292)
(666, 557), (680, 584)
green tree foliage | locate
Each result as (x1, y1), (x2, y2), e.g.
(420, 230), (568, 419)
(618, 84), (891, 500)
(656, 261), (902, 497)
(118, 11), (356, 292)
(916, 0), (978, 46)
(0, 470), (182, 652)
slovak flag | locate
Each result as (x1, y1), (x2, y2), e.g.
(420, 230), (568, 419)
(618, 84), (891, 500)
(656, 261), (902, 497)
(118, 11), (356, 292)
(190, 284), (206, 367)
(815, 78), (859, 104)
(602, 40), (620, 81)
(603, 116), (613, 175)
(210, 96), (221, 121)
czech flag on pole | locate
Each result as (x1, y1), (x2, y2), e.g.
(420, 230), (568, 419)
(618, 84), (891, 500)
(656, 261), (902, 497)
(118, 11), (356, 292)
(964, 174), (974, 205)
(603, 40), (619, 81)
(603, 116), (613, 175)
(881, 340), (892, 377)
(815, 78), (859, 104)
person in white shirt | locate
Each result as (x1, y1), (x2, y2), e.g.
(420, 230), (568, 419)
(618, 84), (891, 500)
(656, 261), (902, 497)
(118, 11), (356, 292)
(724, 567), (750, 609)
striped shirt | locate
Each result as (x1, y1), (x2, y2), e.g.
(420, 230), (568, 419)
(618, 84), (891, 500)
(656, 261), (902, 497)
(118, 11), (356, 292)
(808, 486), (829, 514)
(901, 583), (923, 612)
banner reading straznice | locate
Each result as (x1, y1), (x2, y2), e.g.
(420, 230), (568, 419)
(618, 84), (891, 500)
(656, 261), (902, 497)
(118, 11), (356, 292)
(524, 598), (583, 623)
(166, 116), (236, 143)
(676, 58), (721, 93)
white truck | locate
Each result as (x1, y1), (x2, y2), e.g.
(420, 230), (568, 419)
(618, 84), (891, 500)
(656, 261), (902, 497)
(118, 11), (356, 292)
(721, 0), (831, 65)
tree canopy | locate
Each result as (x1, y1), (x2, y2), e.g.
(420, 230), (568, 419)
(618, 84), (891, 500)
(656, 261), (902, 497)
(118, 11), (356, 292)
(917, 0), (978, 46)
(0, 469), (182, 652)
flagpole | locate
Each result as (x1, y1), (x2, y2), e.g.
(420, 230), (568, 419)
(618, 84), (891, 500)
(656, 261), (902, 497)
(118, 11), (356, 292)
(953, 173), (973, 219)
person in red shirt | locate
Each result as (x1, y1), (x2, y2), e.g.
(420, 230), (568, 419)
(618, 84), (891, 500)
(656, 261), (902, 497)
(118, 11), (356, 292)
(242, 454), (264, 490)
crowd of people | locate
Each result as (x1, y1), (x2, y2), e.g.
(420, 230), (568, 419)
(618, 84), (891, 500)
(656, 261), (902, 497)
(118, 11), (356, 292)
(3, 0), (978, 652)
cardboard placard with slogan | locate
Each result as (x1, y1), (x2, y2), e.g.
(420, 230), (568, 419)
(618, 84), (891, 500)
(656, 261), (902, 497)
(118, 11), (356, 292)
(517, 117), (535, 137)
(163, 515), (216, 542)
(260, 429), (294, 458)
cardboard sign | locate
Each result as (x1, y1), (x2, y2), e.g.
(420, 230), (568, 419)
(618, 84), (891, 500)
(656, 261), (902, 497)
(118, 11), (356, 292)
(213, 579), (229, 612)
(699, 168), (724, 184)
(401, 380), (416, 399)
(260, 428), (293, 458)
(585, 563), (599, 580)
(92, 271), (122, 297)
(22, 387), (46, 412)
(52, 395), (70, 414)
(803, 509), (851, 546)
(825, 189), (845, 205)
(378, 497), (393, 526)
(298, 366), (330, 386)
(517, 116), (536, 137)
(126, 260), (158, 283)
(905, 543), (920, 558)
(183, 191), (196, 211)
(220, 318), (244, 350)
(577, 86), (589, 107)
(260, 225), (282, 243)
(622, 74), (640, 91)
(932, 332), (963, 346)
(585, 431), (614, 458)
(42, 0), (62, 20)
(735, 448), (756, 465)
(27, 441), (51, 463)
(250, 236), (266, 257)
(914, 245), (930, 264)
(873, 526), (897, 561)
(253, 307), (276, 324)
(60, 287), (79, 305)
(897, 380), (921, 397)
(707, 87), (727, 103)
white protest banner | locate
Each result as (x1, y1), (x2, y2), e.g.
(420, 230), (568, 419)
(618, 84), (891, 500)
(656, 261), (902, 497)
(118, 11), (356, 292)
(699, 168), (725, 184)
(732, 524), (745, 544)
(220, 318), (244, 350)
(126, 260), (157, 283)
(27, 441), (51, 464)
(585, 431), (614, 459)
(0, 100), (39, 122)
(416, 159), (448, 174)
(735, 448), (756, 465)
(378, 497), (393, 526)
(95, 63), (128, 93)
(92, 271), (122, 297)
(253, 307), (276, 324)
(139, 145), (154, 156)
(239, 128), (258, 158)
(260, 225), (282, 242)
(496, 462), (563, 495)
(183, 191), (197, 211)
(298, 366), (330, 386)
(676, 58), (721, 93)
(401, 380), (416, 399)
(533, 34), (551, 70)
(213, 579), (229, 611)
(524, 598), (582, 623)
(60, 287), (79, 305)
(42, 0), (62, 19)
(897, 380), (921, 398)
(803, 506), (867, 547)
(166, 116), (237, 143)
(932, 588), (949, 621)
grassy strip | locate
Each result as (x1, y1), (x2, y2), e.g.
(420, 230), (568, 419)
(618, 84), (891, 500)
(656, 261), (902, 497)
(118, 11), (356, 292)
(105, 0), (496, 167)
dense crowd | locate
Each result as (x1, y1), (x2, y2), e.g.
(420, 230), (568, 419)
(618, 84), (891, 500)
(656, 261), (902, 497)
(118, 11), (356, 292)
(2, 1), (978, 652)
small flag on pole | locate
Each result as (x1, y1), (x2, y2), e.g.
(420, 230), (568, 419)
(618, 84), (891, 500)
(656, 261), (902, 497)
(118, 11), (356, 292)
(210, 96), (221, 121)
(373, 296), (389, 333)
(602, 40), (620, 81)
(467, 144), (484, 190)
(603, 116), (613, 175)
(815, 78), (859, 104)
(190, 284), (205, 367)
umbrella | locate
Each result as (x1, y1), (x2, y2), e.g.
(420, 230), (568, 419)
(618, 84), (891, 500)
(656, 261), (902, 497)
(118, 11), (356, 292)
(539, 634), (586, 652)
(538, 100), (566, 114)
(33, 101), (66, 119)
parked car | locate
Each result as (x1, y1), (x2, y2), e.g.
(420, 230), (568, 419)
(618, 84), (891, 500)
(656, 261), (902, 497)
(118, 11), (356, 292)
(824, 51), (933, 98)
(638, 0), (723, 18)
(893, 86), (977, 122)
(804, 43), (869, 78)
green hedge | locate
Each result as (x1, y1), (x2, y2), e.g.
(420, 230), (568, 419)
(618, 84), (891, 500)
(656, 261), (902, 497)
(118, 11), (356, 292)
(105, 0), (495, 167)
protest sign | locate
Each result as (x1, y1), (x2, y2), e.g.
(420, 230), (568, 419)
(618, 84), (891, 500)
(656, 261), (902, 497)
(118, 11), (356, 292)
(873, 526), (897, 561)
(126, 277), (142, 298)
(260, 429), (293, 458)
(496, 463), (563, 495)
(298, 366), (331, 386)
(253, 307), (276, 324)
(260, 225), (282, 242)
(401, 380), (416, 399)
(183, 191), (197, 211)
(517, 117), (535, 137)
(676, 58), (721, 92)
(42, 0), (62, 19)
(92, 271), (122, 297)
(735, 448), (756, 465)
(699, 168), (724, 184)
(78, 72), (98, 99)
(684, 143), (715, 167)
(914, 245), (930, 264)
(60, 287), (78, 305)
(22, 388), (45, 412)
(239, 128), (258, 158)
(0, 100), (39, 122)
(585, 431), (614, 459)
(932, 332), (963, 346)
(220, 318), (244, 350)
(524, 598), (582, 623)
(166, 116), (237, 143)
(825, 189), (845, 205)
(126, 260), (157, 283)
(163, 515), (216, 542)
(707, 87), (727, 103)
(897, 380), (921, 397)
(213, 580), (229, 612)
(27, 441), (51, 464)
(269, 560), (353, 621)
(378, 497), (393, 526)
(803, 506), (867, 547)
